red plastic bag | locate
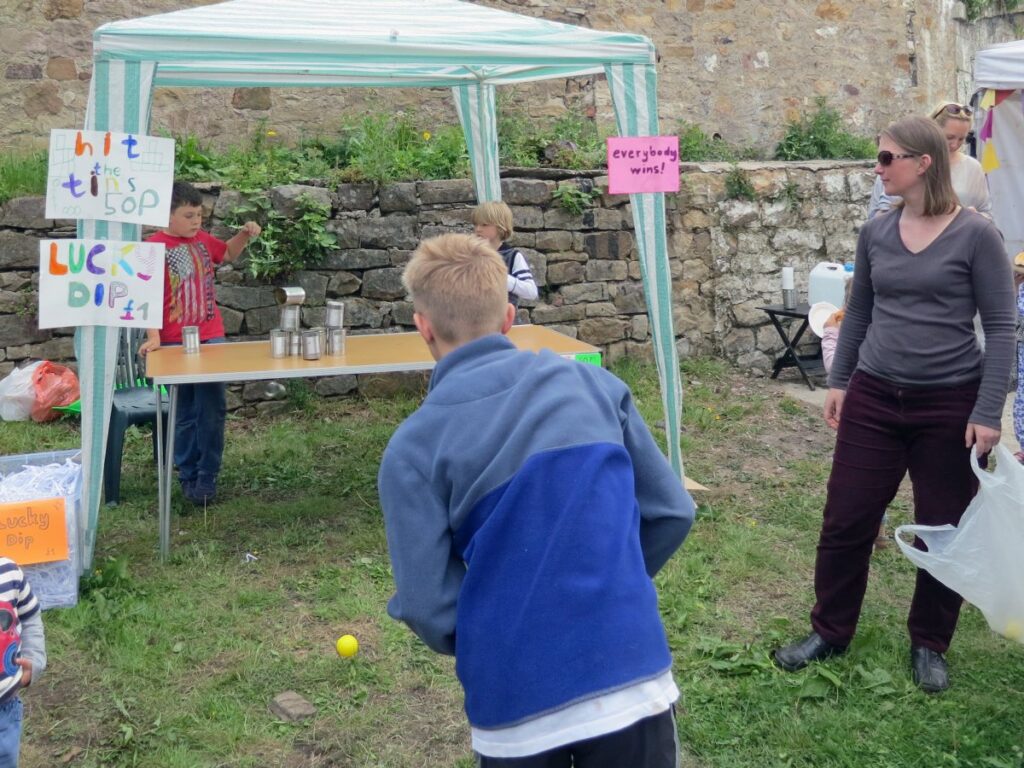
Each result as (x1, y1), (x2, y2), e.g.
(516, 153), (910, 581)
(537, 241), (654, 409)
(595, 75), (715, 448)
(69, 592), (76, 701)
(30, 362), (80, 423)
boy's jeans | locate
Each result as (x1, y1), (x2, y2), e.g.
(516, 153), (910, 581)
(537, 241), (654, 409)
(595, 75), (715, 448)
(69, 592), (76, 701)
(0, 696), (23, 768)
(173, 337), (227, 485)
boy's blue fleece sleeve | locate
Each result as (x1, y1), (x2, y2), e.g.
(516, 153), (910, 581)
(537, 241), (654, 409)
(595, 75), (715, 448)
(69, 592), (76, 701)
(620, 391), (695, 576)
(379, 450), (462, 656)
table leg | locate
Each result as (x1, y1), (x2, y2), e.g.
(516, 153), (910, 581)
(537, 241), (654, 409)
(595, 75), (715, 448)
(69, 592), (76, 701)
(155, 383), (164, 556)
(160, 385), (178, 561)
(766, 314), (819, 391)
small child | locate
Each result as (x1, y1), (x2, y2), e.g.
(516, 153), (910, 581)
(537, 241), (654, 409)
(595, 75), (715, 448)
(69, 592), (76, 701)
(379, 233), (694, 767)
(0, 556), (46, 767)
(138, 181), (261, 505)
(471, 201), (539, 308)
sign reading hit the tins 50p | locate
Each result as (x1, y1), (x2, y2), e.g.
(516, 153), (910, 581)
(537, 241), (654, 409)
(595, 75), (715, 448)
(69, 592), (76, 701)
(44, 129), (174, 227)
(37, 239), (165, 329)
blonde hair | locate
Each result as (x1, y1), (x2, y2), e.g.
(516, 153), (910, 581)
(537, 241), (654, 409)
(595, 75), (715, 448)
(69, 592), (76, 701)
(928, 101), (972, 128)
(880, 116), (958, 217)
(403, 234), (509, 344)
(470, 201), (514, 241)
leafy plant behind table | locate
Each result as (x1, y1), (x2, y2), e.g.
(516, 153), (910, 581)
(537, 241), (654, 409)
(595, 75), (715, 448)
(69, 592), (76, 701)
(227, 192), (337, 281)
(552, 181), (600, 215)
(774, 97), (877, 161)
(677, 122), (758, 162)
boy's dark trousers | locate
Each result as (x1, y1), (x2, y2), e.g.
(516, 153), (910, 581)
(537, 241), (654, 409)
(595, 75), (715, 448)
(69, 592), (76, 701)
(475, 708), (678, 768)
(811, 370), (980, 654)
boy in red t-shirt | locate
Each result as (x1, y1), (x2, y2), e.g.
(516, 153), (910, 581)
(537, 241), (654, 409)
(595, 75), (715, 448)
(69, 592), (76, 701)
(139, 181), (261, 505)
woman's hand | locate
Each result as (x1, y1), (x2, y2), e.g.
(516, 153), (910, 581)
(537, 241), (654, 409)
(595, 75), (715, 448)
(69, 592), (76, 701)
(965, 423), (1000, 454)
(823, 388), (845, 430)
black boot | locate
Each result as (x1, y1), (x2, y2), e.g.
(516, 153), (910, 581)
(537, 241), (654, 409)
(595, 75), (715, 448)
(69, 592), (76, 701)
(911, 646), (949, 693)
(773, 632), (848, 672)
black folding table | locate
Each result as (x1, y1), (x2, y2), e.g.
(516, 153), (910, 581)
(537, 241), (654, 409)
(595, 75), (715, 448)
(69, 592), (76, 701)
(758, 303), (826, 390)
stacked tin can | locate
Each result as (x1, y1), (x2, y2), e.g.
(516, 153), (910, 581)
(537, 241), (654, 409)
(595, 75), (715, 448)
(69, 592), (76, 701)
(269, 286), (305, 358)
(325, 300), (346, 356)
(182, 326), (201, 354)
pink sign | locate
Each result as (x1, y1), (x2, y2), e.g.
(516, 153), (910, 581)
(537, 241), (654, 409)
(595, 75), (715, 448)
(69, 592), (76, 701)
(606, 136), (680, 194)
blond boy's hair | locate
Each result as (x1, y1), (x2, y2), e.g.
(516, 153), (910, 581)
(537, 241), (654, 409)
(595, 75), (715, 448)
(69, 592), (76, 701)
(470, 201), (514, 241)
(403, 234), (508, 344)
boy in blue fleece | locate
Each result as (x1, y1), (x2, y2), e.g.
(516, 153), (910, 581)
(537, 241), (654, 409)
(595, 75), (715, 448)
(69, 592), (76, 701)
(379, 233), (695, 766)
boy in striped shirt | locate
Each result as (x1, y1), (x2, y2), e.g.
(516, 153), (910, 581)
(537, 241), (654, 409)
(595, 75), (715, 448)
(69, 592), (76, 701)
(0, 557), (46, 768)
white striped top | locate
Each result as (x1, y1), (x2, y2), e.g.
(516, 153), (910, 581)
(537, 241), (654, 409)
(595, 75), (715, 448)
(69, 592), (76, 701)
(0, 558), (40, 703)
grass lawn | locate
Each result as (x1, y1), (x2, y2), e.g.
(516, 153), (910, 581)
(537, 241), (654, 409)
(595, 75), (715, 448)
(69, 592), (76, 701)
(3, 359), (1022, 768)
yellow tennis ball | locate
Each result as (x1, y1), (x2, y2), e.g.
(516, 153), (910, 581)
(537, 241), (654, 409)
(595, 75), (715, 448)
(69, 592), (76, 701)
(336, 634), (359, 658)
(1004, 620), (1023, 642)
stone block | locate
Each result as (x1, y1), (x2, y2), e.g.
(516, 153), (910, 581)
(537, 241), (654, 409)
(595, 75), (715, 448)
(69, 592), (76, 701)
(0, 315), (49, 347)
(818, 172), (848, 201)
(362, 268), (406, 300)
(243, 381), (287, 402)
(547, 261), (584, 285)
(546, 250), (587, 263)
(220, 306), (243, 336)
(321, 249), (390, 270)
(509, 232), (536, 249)
(391, 301), (415, 326)
(231, 88), (272, 111)
(45, 57), (77, 81)
(544, 208), (592, 230)
(324, 219), (360, 249)
(213, 189), (246, 222)
(540, 323), (579, 339)
(216, 285), (275, 311)
(242, 306), (281, 335)
(585, 260), (628, 282)
(719, 199), (759, 227)
(269, 185), (332, 218)
(591, 208), (623, 230)
(530, 304), (586, 324)
(585, 302), (618, 318)
(43, 0), (83, 20)
(520, 248), (546, 287)
(501, 178), (553, 206)
(23, 82), (62, 117)
(508, 205), (545, 230)
(578, 317), (629, 345)
(560, 283), (607, 304)
(630, 314), (649, 341)
(379, 183), (418, 212)
(535, 230), (573, 251)
(335, 183), (375, 211)
(417, 179), (475, 205)
(610, 283), (648, 314)
(583, 231), (634, 261)
(0, 197), (48, 230)
(293, 271), (329, 304)
(342, 297), (388, 328)
(847, 168), (875, 200)
(389, 250), (413, 267)
(418, 208), (472, 227)
(771, 228), (824, 252)
(682, 209), (712, 230)
(359, 215), (418, 249)
(678, 172), (727, 205)
(6, 64), (42, 80)
(327, 271), (361, 296)
(314, 375), (358, 396)
(5, 336), (72, 362)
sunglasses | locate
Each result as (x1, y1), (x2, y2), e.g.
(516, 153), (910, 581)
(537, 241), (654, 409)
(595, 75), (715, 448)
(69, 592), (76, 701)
(933, 103), (972, 119)
(876, 150), (918, 166)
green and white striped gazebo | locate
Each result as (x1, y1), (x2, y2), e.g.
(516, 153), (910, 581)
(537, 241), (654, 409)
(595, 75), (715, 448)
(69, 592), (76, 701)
(78, 0), (684, 566)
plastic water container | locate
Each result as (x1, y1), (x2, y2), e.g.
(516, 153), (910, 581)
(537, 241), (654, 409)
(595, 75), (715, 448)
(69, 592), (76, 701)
(808, 262), (853, 308)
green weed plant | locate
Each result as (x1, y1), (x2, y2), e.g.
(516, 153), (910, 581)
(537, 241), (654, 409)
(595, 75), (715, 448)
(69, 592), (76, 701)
(774, 97), (876, 161)
(0, 150), (47, 205)
(551, 181), (599, 215)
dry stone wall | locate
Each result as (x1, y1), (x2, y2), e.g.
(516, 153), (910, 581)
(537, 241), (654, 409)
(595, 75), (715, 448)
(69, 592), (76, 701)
(0, 162), (874, 411)
(0, 0), (986, 154)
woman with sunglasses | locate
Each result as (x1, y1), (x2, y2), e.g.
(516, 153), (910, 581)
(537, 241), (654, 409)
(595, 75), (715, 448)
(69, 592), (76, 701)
(867, 102), (990, 220)
(774, 116), (1015, 693)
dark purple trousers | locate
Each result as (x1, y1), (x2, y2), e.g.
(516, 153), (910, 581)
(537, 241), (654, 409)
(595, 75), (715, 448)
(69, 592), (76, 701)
(811, 370), (981, 653)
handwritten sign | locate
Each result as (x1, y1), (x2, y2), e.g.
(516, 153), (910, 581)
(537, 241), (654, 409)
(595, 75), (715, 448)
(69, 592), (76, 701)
(606, 136), (680, 195)
(37, 239), (165, 329)
(45, 129), (175, 226)
(0, 498), (68, 566)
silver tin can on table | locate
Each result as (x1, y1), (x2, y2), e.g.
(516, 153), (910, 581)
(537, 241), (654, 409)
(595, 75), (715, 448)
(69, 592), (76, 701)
(327, 327), (346, 356)
(269, 328), (289, 358)
(182, 326), (200, 354)
(301, 329), (322, 360)
(289, 330), (301, 357)
(279, 304), (300, 332)
(325, 300), (345, 329)
(274, 286), (306, 305)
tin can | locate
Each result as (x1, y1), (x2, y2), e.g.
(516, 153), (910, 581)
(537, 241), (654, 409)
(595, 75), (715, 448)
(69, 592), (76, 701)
(325, 300), (345, 329)
(269, 328), (289, 358)
(274, 286), (306, 305)
(289, 330), (301, 357)
(301, 329), (321, 360)
(279, 304), (300, 332)
(310, 326), (327, 351)
(327, 327), (346, 356)
(182, 326), (200, 354)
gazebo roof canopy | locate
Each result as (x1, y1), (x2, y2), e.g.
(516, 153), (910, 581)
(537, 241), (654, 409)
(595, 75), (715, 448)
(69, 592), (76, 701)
(94, 0), (656, 87)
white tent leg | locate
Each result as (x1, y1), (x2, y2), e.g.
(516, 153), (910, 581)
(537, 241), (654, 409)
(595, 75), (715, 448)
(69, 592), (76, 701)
(605, 63), (684, 480)
(77, 58), (156, 571)
(453, 83), (501, 201)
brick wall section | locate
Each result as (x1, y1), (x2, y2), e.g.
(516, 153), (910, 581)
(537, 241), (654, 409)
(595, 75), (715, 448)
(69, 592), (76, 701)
(0, 162), (874, 410)
(0, 0), (1007, 154)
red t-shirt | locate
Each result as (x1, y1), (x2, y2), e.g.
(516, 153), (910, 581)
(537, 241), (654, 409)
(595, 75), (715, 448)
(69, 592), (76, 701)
(146, 230), (227, 343)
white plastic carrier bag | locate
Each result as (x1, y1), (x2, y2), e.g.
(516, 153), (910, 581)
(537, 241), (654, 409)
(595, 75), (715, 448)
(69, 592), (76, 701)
(895, 444), (1024, 645)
